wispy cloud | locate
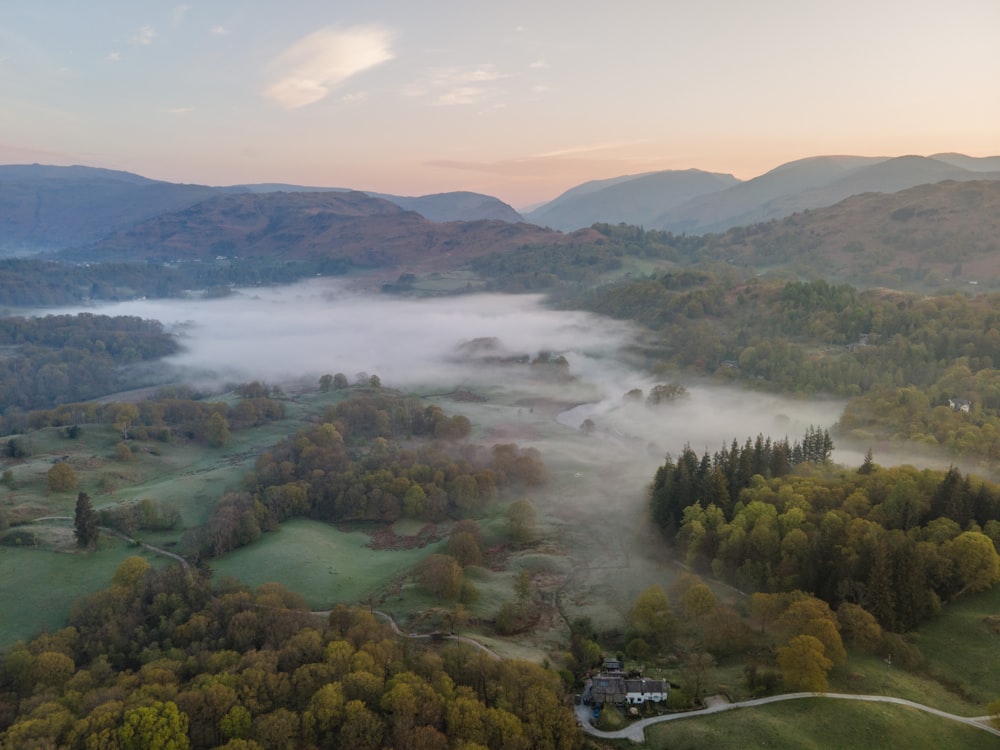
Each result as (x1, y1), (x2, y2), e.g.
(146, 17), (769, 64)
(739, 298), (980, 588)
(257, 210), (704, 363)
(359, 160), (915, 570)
(172, 5), (191, 27)
(534, 140), (649, 158)
(408, 64), (507, 106)
(529, 59), (548, 69)
(131, 25), (156, 46)
(106, 51), (121, 62)
(263, 25), (394, 109)
(210, 25), (231, 36)
(167, 106), (194, 115)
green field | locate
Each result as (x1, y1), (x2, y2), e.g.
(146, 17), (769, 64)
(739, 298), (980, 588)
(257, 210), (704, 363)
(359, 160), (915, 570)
(0, 538), (162, 645)
(210, 518), (433, 607)
(642, 698), (998, 750)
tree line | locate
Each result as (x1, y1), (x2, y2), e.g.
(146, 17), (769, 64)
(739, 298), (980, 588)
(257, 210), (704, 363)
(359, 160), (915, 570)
(0, 559), (580, 749)
(181, 393), (544, 561)
(0, 313), (178, 425)
(652, 440), (1000, 633)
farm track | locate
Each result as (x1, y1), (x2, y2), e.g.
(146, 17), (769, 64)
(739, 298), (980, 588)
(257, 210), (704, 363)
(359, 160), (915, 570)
(31, 515), (190, 574)
(574, 691), (1000, 742)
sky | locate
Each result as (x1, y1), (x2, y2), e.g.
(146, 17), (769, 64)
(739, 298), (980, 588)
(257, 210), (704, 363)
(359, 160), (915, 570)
(3, 1), (999, 208)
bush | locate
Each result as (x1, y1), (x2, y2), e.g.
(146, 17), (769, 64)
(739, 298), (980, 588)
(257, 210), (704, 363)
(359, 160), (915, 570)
(47, 461), (78, 492)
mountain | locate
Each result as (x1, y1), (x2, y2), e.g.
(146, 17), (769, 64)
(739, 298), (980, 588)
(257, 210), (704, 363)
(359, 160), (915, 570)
(0, 165), (526, 256)
(651, 155), (888, 233)
(67, 190), (570, 269)
(702, 179), (1000, 288)
(524, 169), (740, 231)
(654, 155), (1000, 234)
(227, 184), (523, 223)
(0, 164), (217, 254)
(364, 190), (522, 223)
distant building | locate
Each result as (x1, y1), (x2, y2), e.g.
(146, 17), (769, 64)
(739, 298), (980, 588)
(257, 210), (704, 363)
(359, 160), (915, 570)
(948, 397), (972, 413)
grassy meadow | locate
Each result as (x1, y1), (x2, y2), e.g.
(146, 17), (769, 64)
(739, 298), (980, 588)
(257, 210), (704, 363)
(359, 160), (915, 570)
(641, 698), (999, 750)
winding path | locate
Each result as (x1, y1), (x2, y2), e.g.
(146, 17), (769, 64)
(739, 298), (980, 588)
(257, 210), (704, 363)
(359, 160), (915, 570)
(575, 692), (1000, 742)
(370, 609), (503, 661)
(31, 516), (190, 574)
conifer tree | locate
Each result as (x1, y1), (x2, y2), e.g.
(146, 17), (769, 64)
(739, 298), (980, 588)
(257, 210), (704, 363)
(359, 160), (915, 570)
(74, 491), (99, 548)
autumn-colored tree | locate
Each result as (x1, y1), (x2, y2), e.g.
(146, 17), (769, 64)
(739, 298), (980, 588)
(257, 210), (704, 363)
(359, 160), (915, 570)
(417, 554), (464, 600)
(776, 634), (833, 692)
(47, 461), (78, 492)
(944, 531), (1000, 594)
(447, 531), (482, 567)
(118, 700), (190, 750)
(836, 603), (882, 651)
(627, 585), (677, 648)
(506, 499), (537, 544)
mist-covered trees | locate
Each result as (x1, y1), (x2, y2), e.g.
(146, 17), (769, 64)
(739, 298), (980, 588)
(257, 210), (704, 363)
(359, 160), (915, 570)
(182, 394), (545, 561)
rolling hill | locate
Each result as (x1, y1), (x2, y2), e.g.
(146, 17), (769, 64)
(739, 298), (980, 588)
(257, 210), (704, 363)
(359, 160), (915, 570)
(64, 190), (574, 270)
(702, 179), (1000, 288)
(525, 168), (740, 231)
(0, 165), (525, 256)
(655, 155), (1000, 234)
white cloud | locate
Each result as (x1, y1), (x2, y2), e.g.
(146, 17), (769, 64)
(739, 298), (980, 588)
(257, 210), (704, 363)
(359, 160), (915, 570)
(263, 25), (394, 109)
(408, 64), (507, 106)
(167, 106), (193, 115)
(529, 59), (548, 69)
(211, 25), (230, 36)
(106, 51), (121, 62)
(340, 91), (368, 104)
(131, 25), (156, 46)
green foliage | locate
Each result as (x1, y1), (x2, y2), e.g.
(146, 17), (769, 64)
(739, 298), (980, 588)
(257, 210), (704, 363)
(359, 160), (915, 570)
(656, 437), (1000, 633)
(47, 460), (78, 492)
(74, 491), (99, 548)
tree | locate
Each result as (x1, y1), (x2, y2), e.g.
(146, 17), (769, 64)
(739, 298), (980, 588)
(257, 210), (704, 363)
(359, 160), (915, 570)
(206, 412), (231, 447)
(47, 461), (78, 492)
(506, 499), (537, 544)
(627, 585), (677, 648)
(944, 531), (1000, 595)
(333, 372), (349, 389)
(118, 700), (190, 750)
(417, 554), (464, 600)
(776, 634), (833, 692)
(74, 491), (99, 548)
(112, 403), (140, 440)
(319, 374), (334, 392)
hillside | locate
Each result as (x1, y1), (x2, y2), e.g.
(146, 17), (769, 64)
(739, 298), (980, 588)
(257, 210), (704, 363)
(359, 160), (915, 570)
(526, 168), (740, 231)
(0, 165), (217, 254)
(65, 190), (573, 270)
(703, 179), (1000, 288)
(653, 155), (1000, 234)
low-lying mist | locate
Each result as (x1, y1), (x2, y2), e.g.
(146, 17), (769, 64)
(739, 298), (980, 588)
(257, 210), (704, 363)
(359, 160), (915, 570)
(59, 278), (848, 464)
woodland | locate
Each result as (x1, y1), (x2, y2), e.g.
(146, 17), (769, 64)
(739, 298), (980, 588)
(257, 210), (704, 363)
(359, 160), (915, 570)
(2, 182), (1000, 746)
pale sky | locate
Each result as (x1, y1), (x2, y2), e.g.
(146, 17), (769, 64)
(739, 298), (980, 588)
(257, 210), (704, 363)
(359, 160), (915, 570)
(2, 1), (998, 208)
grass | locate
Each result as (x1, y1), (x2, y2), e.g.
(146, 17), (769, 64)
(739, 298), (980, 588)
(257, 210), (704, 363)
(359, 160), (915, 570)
(0, 538), (162, 646)
(641, 697), (999, 750)
(209, 518), (431, 608)
(913, 584), (1000, 705)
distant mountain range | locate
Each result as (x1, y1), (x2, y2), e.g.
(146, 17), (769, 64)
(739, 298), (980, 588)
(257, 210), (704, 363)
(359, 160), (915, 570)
(701, 178), (1000, 288)
(526, 154), (1000, 233)
(61, 190), (575, 270)
(0, 165), (521, 255)
(2, 154), (999, 261)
